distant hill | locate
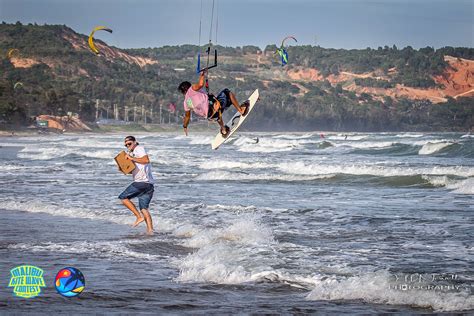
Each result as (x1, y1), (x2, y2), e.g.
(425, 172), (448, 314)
(1, 22), (472, 131)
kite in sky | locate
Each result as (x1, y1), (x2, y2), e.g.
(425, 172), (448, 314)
(88, 26), (113, 55)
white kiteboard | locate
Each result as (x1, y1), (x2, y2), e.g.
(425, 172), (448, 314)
(211, 89), (259, 150)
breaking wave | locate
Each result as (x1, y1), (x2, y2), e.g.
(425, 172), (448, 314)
(306, 271), (473, 312)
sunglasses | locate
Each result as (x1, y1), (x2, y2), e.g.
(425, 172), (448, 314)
(124, 142), (133, 147)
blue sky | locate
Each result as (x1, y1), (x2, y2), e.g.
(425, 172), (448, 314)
(1, 0), (472, 49)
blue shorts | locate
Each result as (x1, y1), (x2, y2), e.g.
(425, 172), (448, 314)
(216, 88), (232, 110)
(208, 88), (232, 120)
(119, 182), (154, 210)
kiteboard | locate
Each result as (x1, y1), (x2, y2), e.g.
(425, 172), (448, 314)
(114, 151), (135, 175)
(211, 89), (259, 150)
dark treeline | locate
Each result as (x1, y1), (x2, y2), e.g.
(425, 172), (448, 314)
(0, 22), (472, 131)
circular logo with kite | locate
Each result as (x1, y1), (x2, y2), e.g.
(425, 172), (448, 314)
(54, 267), (85, 297)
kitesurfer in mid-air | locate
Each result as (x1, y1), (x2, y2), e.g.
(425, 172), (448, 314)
(118, 136), (155, 235)
(178, 70), (250, 137)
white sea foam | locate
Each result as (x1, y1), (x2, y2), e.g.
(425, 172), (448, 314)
(184, 216), (274, 248)
(402, 140), (433, 146)
(248, 271), (320, 289)
(0, 164), (26, 171)
(235, 138), (306, 153)
(18, 146), (70, 160)
(232, 136), (259, 146)
(79, 149), (117, 159)
(0, 200), (130, 224)
(272, 133), (314, 140)
(173, 215), (336, 288)
(174, 216), (280, 284)
(0, 164), (66, 174)
(149, 150), (192, 166)
(196, 170), (334, 182)
(177, 246), (318, 288)
(206, 204), (259, 213)
(170, 203), (277, 218)
(277, 162), (474, 178)
(336, 141), (395, 149)
(189, 136), (214, 145)
(196, 160), (474, 180)
(237, 146), (295, 153)
(10, 240), (163, 261)
(306, 271), (473, 312)
(61, 138), (119, 149)
(396, 133), (424, 138)
(175, 242), (261, 284)
(1, 199), (181, 232)
(422, 175), (454, 187)
(418, 142), (454, 155)
(234, 135), (440, 153)
(330, 138), (454, 150)
(327, 134), (368, 141)
(421, 175), (474, 195)
(173, 224), (201, 238)
(17, 145), (116, 160)
(447, 178), (474, 195)
(198, 160), (272, 170)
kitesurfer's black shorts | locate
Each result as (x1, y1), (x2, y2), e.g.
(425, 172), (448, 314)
(207, 88), (232, 120)
(119, 182), (154, 210)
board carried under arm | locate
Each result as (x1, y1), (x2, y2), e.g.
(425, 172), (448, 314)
(211, 89), (259, 150)
(114, 151), (136, 174)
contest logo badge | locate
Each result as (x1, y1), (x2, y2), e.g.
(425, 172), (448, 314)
(8, 265), (46, 298)
(54, 267), (85, 297)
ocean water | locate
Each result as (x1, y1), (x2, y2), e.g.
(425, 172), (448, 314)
(0, 132), (472, 314)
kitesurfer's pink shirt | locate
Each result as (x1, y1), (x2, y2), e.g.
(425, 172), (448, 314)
(183, 88), (209, 118)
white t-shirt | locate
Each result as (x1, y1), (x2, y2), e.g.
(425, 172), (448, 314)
(130, 145), (154, 183)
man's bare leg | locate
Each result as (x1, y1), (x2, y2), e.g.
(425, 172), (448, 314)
(213, 102), (228, 135)
(140, 209), (154, 235)
(121, 199), (144, 227)
(228, 91), (248, 114)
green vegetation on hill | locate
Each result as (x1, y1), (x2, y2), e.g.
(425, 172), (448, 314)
(0, 22), (472, 132)
(285, 45), (474, 88)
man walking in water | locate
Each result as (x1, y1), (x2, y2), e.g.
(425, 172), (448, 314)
(118, 136), (155, 235)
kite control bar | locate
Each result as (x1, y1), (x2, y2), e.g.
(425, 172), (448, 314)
(197, 48), (217, 73)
